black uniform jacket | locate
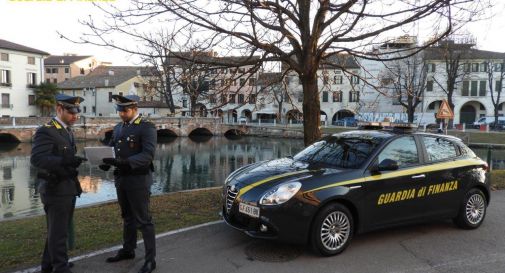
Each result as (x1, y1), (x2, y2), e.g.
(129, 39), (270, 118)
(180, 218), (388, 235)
(31, 118), (82, 196)
(110, 116), (157, 190)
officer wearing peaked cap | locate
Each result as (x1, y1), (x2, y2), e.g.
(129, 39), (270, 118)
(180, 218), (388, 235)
(31, 93), (87, 273)
(99, 94), (157, 273)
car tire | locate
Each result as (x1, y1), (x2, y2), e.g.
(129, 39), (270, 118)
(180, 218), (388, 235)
(453, 188), (487, 229)
(311, 203), (354, 256)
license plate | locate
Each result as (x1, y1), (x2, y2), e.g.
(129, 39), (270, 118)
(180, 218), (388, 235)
(239, 203), (260, 218)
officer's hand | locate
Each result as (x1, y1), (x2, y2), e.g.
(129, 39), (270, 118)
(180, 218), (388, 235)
(103, 158), (117, 166)
(63, 155), (85, 168)
(103, 158), (130, 170)
(99, 164), (111, 171)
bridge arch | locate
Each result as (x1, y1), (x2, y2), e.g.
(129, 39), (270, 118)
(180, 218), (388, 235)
(224, 129), (243, 139)
(188, 127), (213, 137)
(0, 133), (21, 143)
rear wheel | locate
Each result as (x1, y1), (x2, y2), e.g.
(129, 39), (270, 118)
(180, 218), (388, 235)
(311, 203), (353, 256)
(453, 188), (487, 229)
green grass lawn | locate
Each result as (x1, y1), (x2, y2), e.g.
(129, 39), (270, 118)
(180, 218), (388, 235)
(0, 188), (222, 273)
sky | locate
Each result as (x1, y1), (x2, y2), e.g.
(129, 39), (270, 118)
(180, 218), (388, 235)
(1, 0), (505, 66)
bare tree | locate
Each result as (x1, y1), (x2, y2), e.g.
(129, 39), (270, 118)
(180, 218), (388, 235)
(379, 52), (427, 122)
(486, 59), (505, 127)
(67, 0), (491, 145)
(428, 37), (474, 127)
(257, 72), (298, 123)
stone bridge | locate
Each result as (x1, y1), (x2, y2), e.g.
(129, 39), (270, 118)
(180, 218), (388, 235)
(0, 117), (250, 143)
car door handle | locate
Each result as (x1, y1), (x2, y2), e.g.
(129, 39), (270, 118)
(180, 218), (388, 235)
(411, 174), (425, 179)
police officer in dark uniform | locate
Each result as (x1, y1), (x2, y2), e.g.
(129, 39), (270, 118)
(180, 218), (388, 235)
(31, 94), (86, 273)
(99, 94), (157, 273)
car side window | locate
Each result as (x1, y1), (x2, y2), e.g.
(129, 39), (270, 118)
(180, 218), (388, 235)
(423, 136), (458, 161)
(377, 136), (419, 168)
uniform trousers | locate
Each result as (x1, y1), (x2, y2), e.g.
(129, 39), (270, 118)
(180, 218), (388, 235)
(41, 195), (76, 273)
(116, 186), (156, 261)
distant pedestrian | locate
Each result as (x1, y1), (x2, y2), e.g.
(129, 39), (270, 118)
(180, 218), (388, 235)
(99, 95), (157, 273)
(31, 94), (87, 273)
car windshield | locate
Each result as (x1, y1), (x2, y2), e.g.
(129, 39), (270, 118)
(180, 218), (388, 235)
(293, 135), (383, 168)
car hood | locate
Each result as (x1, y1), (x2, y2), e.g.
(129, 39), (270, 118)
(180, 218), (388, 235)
(226, 157), (354, 191)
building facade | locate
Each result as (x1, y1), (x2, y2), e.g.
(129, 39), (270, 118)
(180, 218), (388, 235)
(0, 39), (49, 117)
(44, 55), (110, 84)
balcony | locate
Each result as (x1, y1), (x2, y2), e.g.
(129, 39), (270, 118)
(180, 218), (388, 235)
(1, 104), (13, 109)
(0, 82), (12, 87)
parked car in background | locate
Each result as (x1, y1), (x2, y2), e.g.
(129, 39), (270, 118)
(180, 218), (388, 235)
(489, 120), (505, 131)
(473, 116), (505, 129)
(238, 116), (248, 124)
(333, 117), (358, 127)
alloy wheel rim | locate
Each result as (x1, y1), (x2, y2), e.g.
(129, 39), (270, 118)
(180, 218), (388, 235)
(465, 193), (485, 225)
(320, 211), (350, 251)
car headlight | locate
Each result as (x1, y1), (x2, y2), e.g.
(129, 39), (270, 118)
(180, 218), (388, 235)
(259, 182), (302, 205)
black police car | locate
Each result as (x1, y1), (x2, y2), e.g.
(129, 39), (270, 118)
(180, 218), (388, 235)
(222, 123), (490, 256)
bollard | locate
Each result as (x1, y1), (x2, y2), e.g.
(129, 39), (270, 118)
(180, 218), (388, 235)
(274, 119), (276, 126)
(68, 216), (75, 250)
(12, 117), (16, 127)
(462, 123), (465, 132)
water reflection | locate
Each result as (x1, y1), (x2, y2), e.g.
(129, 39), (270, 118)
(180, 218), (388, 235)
(0, 136), (303, 220)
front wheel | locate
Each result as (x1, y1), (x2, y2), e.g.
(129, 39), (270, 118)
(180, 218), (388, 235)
(453, 188), (487, 229)
(311, 203), (354, 256)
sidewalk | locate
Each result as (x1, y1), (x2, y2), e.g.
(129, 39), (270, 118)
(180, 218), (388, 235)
(14, 190), (505, 273)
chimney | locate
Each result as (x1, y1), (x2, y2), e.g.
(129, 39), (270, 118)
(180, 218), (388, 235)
(108, 70), (114, 76)
(136, 70), (141, 76)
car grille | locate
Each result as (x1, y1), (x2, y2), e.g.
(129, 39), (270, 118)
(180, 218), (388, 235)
(226, 186), (239, 213)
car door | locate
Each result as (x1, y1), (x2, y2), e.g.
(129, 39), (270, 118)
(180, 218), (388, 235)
(417, 136), (461, 218)
(363, 135), (427, 229)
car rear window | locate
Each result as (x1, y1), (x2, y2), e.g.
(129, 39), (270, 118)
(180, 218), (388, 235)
(423, 136), (458, 161)
(293, 136), (382, 168)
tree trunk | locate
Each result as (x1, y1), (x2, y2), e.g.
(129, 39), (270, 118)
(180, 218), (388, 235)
(407, 107), (415, 123)
(495, 108), (499, 129)
(277, 101), (283, 123)
(164, 74), (175, 114)
(447, 93), (455, 128)
(301, 76), (321, 146)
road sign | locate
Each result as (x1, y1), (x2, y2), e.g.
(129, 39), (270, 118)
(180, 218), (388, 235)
(436, 100), (454, 119)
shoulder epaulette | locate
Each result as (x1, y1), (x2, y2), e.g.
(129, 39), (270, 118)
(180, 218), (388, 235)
(51, 120), (63, 129)
(133, 117), (142, 125)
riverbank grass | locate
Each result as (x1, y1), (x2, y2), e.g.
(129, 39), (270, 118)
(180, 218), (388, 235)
(0, 188), (222, 273)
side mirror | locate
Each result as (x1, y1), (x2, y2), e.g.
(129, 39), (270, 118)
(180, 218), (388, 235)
(375, 159), (399, 172)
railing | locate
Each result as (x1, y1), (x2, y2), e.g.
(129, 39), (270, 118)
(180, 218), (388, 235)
(1, 104), (13, 109)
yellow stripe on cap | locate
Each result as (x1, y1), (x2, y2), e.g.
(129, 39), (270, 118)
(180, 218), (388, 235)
(305, 158), (486, 194)
(237, 170), (311, 198)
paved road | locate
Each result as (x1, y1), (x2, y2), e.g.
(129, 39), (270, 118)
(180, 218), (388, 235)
(19, 190), (505, 273)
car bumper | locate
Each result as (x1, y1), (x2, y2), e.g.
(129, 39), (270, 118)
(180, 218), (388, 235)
(221, 199), (316, 244)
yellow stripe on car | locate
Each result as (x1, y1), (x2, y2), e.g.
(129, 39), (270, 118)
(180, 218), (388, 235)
(304, 158), (486, 194)
(237, 170), (311, 198)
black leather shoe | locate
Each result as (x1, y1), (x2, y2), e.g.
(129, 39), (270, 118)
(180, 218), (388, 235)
(41, 267), (52, 273)
(105, 250), (135, 263)
(138, 260), (156, 273)
(68, 262), (74, 268)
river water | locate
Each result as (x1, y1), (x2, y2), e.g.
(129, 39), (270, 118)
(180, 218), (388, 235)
(0, 136), (503, 220)
(0, 136), (304, 220)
